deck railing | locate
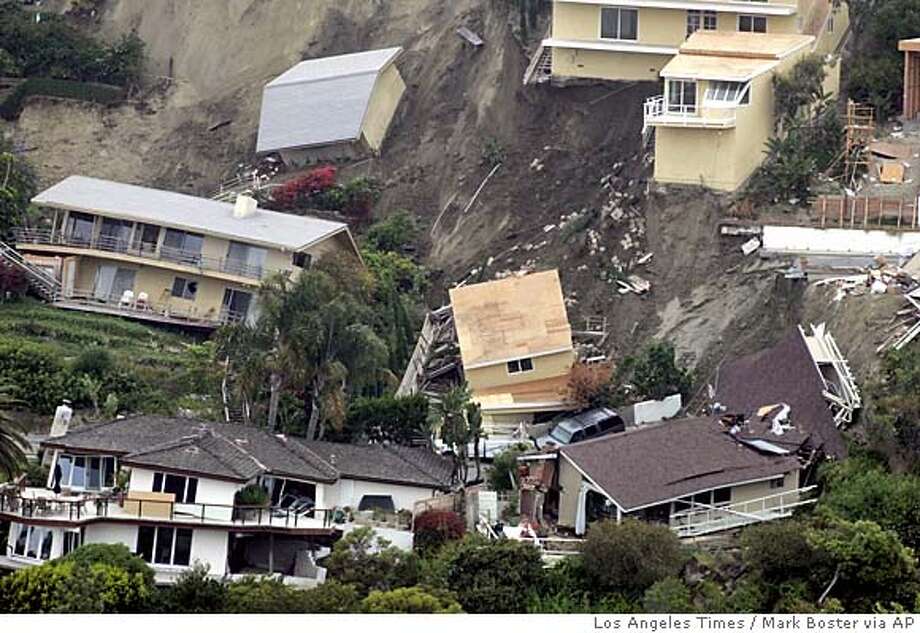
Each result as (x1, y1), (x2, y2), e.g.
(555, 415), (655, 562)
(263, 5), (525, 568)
(13, 228), (273, 281)
(643, 95), (737, 132)
(52, 288), (246, 327)
(669, 486), (818, 538)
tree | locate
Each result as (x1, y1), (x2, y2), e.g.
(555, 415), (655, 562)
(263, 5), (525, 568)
(871, 348), (920, 470)
(0, 137), (37, 238)
(324, 527), (420, 597)
(361, 586), (463, 613)
(413, 509), (466, 556)
(566, 362), (615, 411)
(223, 576), (307, 613)
(337, 393), (430, 444)
(435, 385), (484, 484)
(157, 563), (227, 613)
(60, 543), (155, 586)
(0, 385), (26, 478)
(618, 343), (692, 402)
(488, 444), (529, 492)
(642, 577), (694, 613)
(364, 210), (419, 254)
(740, 519), (828, 585)
(299, 580), (362, 613)
(438, 536), (545, 613)
(580, 519), (686, 596)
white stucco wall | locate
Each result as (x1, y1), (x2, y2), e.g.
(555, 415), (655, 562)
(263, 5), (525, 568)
(326, 479), (439, 512)
(83, 523), (229, 576)
(762, 225), (920, 257)
(129, 467), (243, 522)
(83, 523), (139, 551)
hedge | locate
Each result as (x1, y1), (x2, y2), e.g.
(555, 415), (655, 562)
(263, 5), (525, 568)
(0, 77), (124, 120)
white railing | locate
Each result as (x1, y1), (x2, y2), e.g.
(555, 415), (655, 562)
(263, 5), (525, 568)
(670, 485), (818, 538)
(52, 288), (246, 328)
(643, 95), (736, 132)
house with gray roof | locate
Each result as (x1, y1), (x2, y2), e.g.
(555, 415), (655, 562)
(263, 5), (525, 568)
(15, 176), (360, 330)
(551, 415), (818, 538)
(0, 416), (454, 585)
(257, 47), (406, 166)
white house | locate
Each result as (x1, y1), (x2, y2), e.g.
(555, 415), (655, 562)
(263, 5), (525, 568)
(0, 416), (454, 585)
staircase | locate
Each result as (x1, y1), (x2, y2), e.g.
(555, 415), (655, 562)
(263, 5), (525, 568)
(523, 43), (553, 86)
(221, 357), (247, 425)
(0, 240), (61, 301)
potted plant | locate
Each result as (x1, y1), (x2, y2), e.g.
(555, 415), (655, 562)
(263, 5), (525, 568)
(234, 484), (269, 522)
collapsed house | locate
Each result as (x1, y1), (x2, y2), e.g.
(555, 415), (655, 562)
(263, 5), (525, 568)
(256, 47), (406, 166)
(0, 416), (454, 584)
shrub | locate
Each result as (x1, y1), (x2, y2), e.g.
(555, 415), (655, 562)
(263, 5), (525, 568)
(642, 577), (694, 613)
(581, 519), (686, 596)
(234, 483), (269, 507)
(324, 527), (420, 597)
(0, 77), (125, 120)
(0, 339), (78, 412)
(157, 563), (227, 613)
(224, 576), (306, 613)
(413, 509), (466, 556)
(566, 362), (615, 410)
(72, 347), (115, 378)
(740, 519), (827, 584)
(439, 535), (545, 613)
(617, 343), (692, 403)
(362, 586), (463, 613)
(0, 262), (28, 299)
(299, 580), (362, 613)
(60, 543), (154, 586)
(364, 210), (419, 253)
(272, 166), (338, 209)
(488, 444), (529, 492)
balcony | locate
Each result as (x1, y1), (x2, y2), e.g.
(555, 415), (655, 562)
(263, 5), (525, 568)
(13, 228), (274, 282)
(669, 486), (818, 538)
(643, 95), (737, 132)
(0, 486), (338, 533)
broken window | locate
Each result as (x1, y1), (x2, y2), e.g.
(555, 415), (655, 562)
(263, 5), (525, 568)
(507, 357), (535, 374)
(171, 277), (198, 300)
(704, 81), (752, 106)
(738, 15), (767, 33)
(600, 7), (638, 40)
(686, 10), (717, 36)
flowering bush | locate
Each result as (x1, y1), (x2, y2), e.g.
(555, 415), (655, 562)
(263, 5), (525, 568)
(272, 165), (338, 209)
(412, 509), (465, 555)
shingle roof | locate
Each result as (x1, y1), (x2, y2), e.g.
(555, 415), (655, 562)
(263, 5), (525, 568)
(32, 176), (351, 252)
(256, 47), (403, 154)
(42, 416), (453, 489)
(561, 417), (801, 511)
(449, 270), (574, 368)
(714, 328), (847, 459)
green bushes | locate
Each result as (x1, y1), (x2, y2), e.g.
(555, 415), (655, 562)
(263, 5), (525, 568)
(0, 339), (77, 412)
(324, 527), (420, 597)
(338, 393), (430, 444)
(362, 586), (462, 613)
(0, 77), (124, 120)
(412, 510), (466, 556)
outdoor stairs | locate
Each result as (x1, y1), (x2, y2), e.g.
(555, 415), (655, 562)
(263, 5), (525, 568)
(523, 43), (552, 86)
(221, 357), (247, 425)
(0, 240), (61, 301)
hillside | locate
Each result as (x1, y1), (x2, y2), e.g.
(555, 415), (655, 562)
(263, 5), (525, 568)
(3, 0), (888, 390)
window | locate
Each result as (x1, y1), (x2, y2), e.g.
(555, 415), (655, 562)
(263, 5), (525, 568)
(713, 487), (732, 505)
(152, 472), (198, 504)
(292, 252), (312, 269)
(65, 212), (96, 246)
(54, 453), (116, 491)
(738, 15), (767, 33)
(12, 525), (53, 561)
(600, 7), (638, 40)
(137, 526), (193, 567)
(225, 241), (268, 277)
(827, 10), (835, 33)
(686, 10), (717, 36)
(704, 81), (751, 106)
(171, 277), (198, 300)
(769, 475), (786, 490)
(222, 288), (253, 322)
(99, 218), (133, 252)
(134, 223), (160, 253)
(507, 357), (535, 374)
(584, 424), (599, 438)
(63, 530), (81, 556)
(162, 229), (204, 265)
(667, 79), (697, 114)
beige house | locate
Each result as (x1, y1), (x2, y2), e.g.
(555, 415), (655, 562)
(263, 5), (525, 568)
(554, 415), (815, 538)
(257, 48), (406, 166)
(644, 31), (837, 191)
(16, 176), (360, 330)
(449, 270), (577, 435)
(544, 0), (848, 83)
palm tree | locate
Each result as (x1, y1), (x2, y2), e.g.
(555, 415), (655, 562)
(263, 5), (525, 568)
(0, 387), (27, 479)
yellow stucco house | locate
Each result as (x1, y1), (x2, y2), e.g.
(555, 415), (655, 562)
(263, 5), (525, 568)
(645, 31), (837, 191)
(544, 0), (848, 83)
(448, 270), (578, 436)
(257, 47), (406, 166)
(16, 175), (360, 330)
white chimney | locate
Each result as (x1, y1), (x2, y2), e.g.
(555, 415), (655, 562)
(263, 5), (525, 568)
(50, 400), (73, 438)
(233, 194), (258, 219)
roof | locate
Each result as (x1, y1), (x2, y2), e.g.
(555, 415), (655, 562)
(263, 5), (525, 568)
(714, 328), (847, 459)
(256, 47), (403, 154)
(449, 270), (574, 368)
(561, 417), (801, 511)
(32, 176), (351, 252)
(43, 416), (453, 489)
(661, 32), (814, 81)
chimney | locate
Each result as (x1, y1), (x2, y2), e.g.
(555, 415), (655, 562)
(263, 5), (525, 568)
(50, 400), (73, 438)
(233, 194), (258, 219)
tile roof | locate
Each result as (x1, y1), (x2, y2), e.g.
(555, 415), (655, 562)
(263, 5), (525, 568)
(561, 417), (801, 511)
(449, 270), (574, 368)
(42, 416), (453, 489)
(256, 47), (403, 154)
(714, 328), (847, 459)
(32, 176), (350, 252)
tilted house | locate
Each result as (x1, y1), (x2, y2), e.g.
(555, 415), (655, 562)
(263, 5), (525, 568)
(556, 414), (816, 538)
(644, 31), (835, 191)
(256, 47), (406, 166)
(449, 270), (578, 436)
(543, 0), (847, 83)
(0, 416), (454, 584)
(14, 176), (360, 330)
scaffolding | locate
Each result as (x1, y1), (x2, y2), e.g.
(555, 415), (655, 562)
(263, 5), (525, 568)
(843, 100), (875, 187)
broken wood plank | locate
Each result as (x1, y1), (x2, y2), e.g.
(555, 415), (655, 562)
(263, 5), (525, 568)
(869, 141), (912, 160)
(456, 27), (484, 47)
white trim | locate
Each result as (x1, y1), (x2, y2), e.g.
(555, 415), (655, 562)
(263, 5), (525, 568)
(661, 61), (779, 82)
(463, 346), (573, 370)
(557, 0), (796, 15)
(478, 399), (572, 413)
(559, 451), (626, 514)
(623, 470), (801, 513)
(598, 5), (640, 42)
(506, 357), (536, 376)
(543, 37), (678, 56)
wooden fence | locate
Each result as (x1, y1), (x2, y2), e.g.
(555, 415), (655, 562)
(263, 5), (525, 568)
(810, 195), (920, 230)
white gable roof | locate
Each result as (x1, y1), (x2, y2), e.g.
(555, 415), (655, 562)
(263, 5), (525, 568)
(32, 176), (351, 252)
(256, 47), (403, 154)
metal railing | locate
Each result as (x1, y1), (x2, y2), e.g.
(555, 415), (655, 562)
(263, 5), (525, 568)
(0, 489), (337, 529)
(643, 95), (736, 131)
(669, 486), (818, 538)
(52, 288), (246, 327)
(13, 228), (272, 281)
